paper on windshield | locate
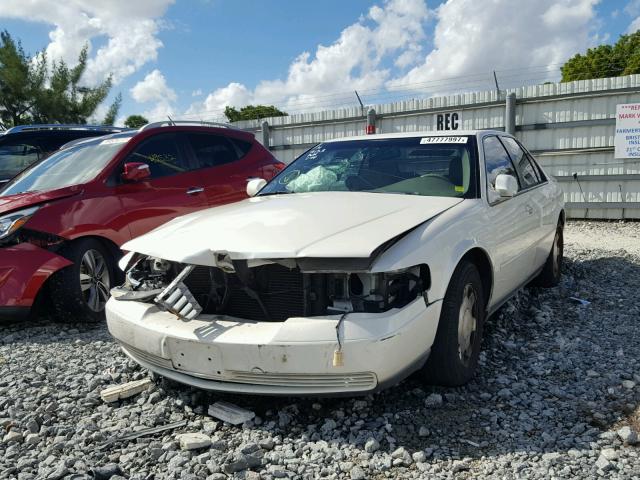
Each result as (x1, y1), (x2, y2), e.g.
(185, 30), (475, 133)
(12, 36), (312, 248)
(420, 136), (468, 144)
(100, 137), (130, 145)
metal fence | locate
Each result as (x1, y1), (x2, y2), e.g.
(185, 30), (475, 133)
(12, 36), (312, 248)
(235, 75), (640, 219)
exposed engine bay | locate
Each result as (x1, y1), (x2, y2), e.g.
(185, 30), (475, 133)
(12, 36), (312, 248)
(113, 255), (431, 322)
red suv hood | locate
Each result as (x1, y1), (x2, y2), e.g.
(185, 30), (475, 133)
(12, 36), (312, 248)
(0, 185), (82, 215)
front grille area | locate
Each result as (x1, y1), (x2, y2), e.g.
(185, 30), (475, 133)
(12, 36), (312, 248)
(184, 264), (305, 322)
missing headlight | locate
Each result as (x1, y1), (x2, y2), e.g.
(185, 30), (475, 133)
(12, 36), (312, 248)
(325, 265), (430, 314)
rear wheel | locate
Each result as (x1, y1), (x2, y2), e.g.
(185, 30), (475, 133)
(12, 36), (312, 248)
(50, 238), (114, 322)
(532, 223), (563, 288)
(422, 260), (485, 386)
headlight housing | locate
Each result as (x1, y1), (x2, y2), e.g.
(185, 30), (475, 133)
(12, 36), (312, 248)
(0, 206), (39, 240)
(325, 265), (431, 314)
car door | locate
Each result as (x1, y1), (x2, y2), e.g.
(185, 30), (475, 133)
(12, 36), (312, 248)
(481, 135), (538, 305)
(500, 136), (553, 271)
(181, 132), (257, 207)
(113, 132), (208, 239)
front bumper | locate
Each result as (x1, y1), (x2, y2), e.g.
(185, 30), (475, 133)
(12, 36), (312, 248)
(0, 243), (72, 310)
(106, 296), (442, 396)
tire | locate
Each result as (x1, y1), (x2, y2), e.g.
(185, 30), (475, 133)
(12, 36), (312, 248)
(532, 223), (563, 288)
(422, 260), (485, 386)
(49, 238), (114, 323)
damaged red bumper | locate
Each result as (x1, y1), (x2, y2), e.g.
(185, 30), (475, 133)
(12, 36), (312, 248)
(0, 243), (72, 318)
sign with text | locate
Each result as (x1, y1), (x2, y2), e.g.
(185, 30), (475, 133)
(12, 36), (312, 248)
(615, 103), (640, 158)
(435, 112), (461, 131)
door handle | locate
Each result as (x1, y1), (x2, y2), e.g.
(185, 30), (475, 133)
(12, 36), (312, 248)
(186, 187), (204, 195)
(525, 204), (534, 215)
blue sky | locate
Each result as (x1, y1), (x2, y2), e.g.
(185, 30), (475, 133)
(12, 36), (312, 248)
(0, 0), (638, 123)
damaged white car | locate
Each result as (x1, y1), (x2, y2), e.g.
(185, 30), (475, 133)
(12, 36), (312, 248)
(106, 130), (564, 395)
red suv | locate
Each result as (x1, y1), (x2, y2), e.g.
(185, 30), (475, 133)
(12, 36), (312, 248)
(0, 121), (283, 322)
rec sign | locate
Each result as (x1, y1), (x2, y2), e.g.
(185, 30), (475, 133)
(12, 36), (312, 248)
(435, 112), (461, 131)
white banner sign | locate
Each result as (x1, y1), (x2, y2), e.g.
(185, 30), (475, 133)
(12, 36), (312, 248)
(615, 103), (640, 158)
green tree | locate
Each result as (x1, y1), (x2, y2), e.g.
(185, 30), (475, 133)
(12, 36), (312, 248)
(0, 31), (43, 127)
(224, 104), (287, 122)
(0, 31), (116, 128)
(102, 93), (122, 126)
(124, 114), (149, 129)
(561, 31), (640, 82)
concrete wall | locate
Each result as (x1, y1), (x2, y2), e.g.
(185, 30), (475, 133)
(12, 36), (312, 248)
(235, 75), (640, 219)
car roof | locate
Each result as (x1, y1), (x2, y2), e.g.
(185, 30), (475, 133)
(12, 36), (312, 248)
(1, 124), (130, 136)
(323, 129), (510, 143)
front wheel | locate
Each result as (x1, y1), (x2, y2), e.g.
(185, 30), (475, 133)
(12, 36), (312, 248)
(50, 238), (114, 322)
(422, 260), (485, 386)
(532, 223), (563, 288)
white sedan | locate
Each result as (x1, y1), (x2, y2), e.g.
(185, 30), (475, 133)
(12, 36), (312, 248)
(106, 130), (564, 396)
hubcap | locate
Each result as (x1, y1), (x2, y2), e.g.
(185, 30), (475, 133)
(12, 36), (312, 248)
(79, 249), (110, 312)
(458, 284), (478, 364)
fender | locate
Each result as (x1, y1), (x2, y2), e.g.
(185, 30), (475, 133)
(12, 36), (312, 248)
(371, 200), (494, 303)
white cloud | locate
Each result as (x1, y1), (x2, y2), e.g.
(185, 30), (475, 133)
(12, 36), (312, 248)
(131, 69), (177, 103)
(130, 70), (177, 121)
(192, 89), (203, 97)
(186, 0), (429, 119)
(388, 0), (600, 92)
(0, 0), (173, 85)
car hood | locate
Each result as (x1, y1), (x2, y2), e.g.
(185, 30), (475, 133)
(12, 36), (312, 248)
(124, 192), (463, 266)
(0, 185), (82, 215)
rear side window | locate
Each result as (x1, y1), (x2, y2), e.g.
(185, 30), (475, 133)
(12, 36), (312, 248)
(483, 136), (519, 196)
(185, 133), (240, 169)
(500, 137), (540, 188)
(230, 138), (253, 157)
(127, 133), (187, 178)
(0, 142), (42, 180)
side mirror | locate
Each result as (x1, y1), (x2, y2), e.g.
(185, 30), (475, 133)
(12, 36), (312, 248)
(122, 162), (151, 182)
(494, 174), (518, 197)
(246, 178), (267, 197)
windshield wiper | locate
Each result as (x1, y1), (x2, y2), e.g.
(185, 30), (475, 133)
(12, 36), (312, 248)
(258, 191), (294, 196)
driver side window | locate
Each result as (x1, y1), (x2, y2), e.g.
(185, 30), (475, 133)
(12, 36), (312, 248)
(483, 136), (519, 203)
(127, 134), (187, 179)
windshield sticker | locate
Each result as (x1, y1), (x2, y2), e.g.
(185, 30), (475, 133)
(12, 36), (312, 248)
(100, 138), (130, 146)
(420, 136), (468, 144)
(306, 146), (326, 160)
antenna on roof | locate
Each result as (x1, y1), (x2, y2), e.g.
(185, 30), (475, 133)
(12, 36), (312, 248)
(355, 90), (365, 116)
(167, 115), (176, 126)
(493, 71), (502, 100)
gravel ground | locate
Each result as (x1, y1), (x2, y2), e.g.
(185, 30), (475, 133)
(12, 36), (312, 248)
(1, 221), (639, 480)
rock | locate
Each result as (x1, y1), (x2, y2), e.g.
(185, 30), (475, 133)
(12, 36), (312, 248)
(622, 380), (636, 389)
(350, 466), (366, 480)
(595, 456), (613, 472)
(223, 458), (248, 474)
(412, 451), (427, 463)
(46, 466), (68, 480)
(424, 393), (443, 407)
(418, 426), (430, 437)
(364, 438), (380, 453)
(91, 464), (124, 480)
(176, 433), (211, 450)
(617, 426), (638, 445)
(258, 438), (275, 450)
(321, 418), (337, 433)
(24, 433), (39, 445)
(542, 452), (561, 465)
(2, 431), (23, 443)
(600, 448), (618, 461)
